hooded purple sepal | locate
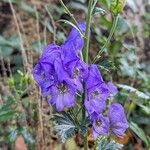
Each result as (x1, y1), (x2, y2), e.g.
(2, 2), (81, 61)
(63, 22), (86, 53)
(108, 103), (128, 137)
(92, 114), (110, 139)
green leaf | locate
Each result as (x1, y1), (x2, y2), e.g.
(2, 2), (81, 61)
(117, 84), (150, 100)
(0, 110), (16, 122)
(0, 36), (20, 58)
(0, 97), (15, 112)
(0, 46), (13, 58)
(31, 40), (45, 53)
(111, 0), (126, 15)
(93, 7), (106, 16)
(1, 0), (18, 3)
(0, 36), (9, 45)
(0, 97), (16, 123)
(7, 36), (20, 48)
(96, 136), (123, 150)
(138, 104), (150, 115)
(116, 15), (129, 35)
(53, 112), (77, 142)
(130, 122), (149, 147)
(0, 36), (20, 48)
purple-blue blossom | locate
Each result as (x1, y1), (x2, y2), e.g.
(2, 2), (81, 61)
(33, 22), (86, 111)
(92, 114), (110, 139)
(63, 21), (86, 53)
(108, 103), (128, 137)
(85, 65), (118, 119)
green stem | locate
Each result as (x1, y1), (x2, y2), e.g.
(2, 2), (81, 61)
(83, 0), (94, 63)
(93, 15), (119, 63)
(82, 1), (94, 150)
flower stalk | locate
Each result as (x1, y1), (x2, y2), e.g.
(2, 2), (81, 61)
(82, 1), (94, 149)
(93, 14), (119, 63)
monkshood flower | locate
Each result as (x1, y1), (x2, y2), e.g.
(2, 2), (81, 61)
(85, 99), (106, 120)
(61, 22), (88, 92)
(85, 65), (118, 118)
(92, 114), (110, 139)
(62, 22), (86, 65)
(65, 58), (88, 92)
(63, 22), (86, 53)
(108, 103), (128, 137)
(85, 65), (104, 90)
(33, 44), (62, 95)
(33, 22), (86, 112)
(48, 58), (77, 111)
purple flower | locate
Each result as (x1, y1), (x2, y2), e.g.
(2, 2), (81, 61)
(48, 59), (77, 111)
(85, 65), (104, 90)
(85, 99), (106, 120)
(33, 44), (63, 96)
(33, 22), (87, 112)
(107, 82), (118, 96)
(61, 22), (86, 65)
(63, 22), (86, 53)
(85, 84), (109, 120)
(40, 44), (62, 64)
(108, 103), (128, 137)
(33, 44), (62, 84)
(49, 81), (76, 112)
(85, 65), (118, 119)
(92, 114), (110, 139)
(66, 59), (88, 92)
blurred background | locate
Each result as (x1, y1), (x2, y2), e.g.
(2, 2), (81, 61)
(0, 0), (150, 149)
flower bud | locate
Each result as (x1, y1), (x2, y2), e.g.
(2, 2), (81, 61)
(111, 0), (126, 15)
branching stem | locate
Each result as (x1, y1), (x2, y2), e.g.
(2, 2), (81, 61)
(93, 15), (119, 63)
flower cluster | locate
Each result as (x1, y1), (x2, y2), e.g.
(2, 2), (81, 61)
(84, 65), (128, 139)
(33, 22), (128, 139)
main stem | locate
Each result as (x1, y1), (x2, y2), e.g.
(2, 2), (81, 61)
(82, 1), (94, 150)
(93, 15), (119, 63)
(83, 0), (94, 63)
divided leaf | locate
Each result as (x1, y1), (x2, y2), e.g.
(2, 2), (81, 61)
(96, 136), (123, 150)
(53, 112), (77, 142)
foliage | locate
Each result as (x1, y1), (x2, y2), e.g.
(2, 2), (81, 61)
(95, 136), (123, 150)
(53, 112), (77, 143)
(0, 97), (16, 123)
(130, 122), (150, 147)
